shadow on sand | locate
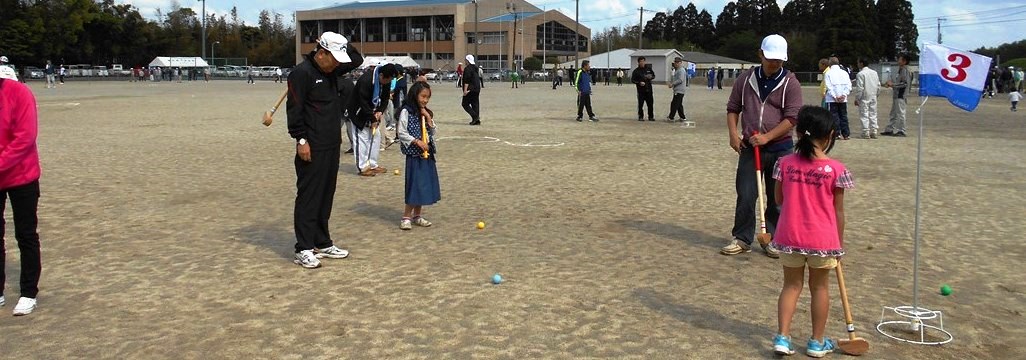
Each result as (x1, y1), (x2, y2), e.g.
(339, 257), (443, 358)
(633, 287), (772, 355)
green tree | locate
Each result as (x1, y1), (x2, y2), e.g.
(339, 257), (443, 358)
(523, 56), (542, 71)
(877, 0), (919, 60)
(817, 0), (878, 63)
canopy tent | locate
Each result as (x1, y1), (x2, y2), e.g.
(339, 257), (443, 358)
(148, 57), (209, 68)
(360, 56), (420, 69)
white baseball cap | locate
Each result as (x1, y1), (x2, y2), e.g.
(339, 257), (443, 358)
(465, 54), (476, 65)
(317, 32), (352, 63)
(0, 56), (8, 63)
(760, 34), (788, 61)
(0, 66), (17, 80)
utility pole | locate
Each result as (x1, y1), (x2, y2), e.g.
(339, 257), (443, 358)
(200, 0), (206, 60)
(575, 0), (580, 68)
(937, 18), (946, 44)
(473, 0), (479, 59)
(507, 2), (518, 71)
(639, 7), (643, 50)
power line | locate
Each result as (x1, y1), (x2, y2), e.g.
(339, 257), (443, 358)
(916, 18), (1026, 29)
(915, 4), (1026, 23)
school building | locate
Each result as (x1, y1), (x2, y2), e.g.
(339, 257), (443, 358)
(295, 0), (591, 72)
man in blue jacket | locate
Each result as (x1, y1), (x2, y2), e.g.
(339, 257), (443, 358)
(575, 60), (598, 122)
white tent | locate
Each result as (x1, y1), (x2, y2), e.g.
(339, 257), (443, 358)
(360, 56), (420, 69)
(147, 57), (209, 68)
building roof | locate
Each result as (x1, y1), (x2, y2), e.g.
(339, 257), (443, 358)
(558, 48), (636, 69)
(481, 12), (543, 22)
(316, 0), (471, 11)
(629, 49), (682, 57)
(679, 51), (755, 65)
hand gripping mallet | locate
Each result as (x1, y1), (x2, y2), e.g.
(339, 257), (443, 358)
(753, 132), (773, 248)
(836, 260), (870, 355)
(262, 89), (288, 127)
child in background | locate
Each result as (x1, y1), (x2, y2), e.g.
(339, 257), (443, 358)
(1010, 89), (1022, 112)
(397, 82), (441, 230)
(771, 106), (854, 357)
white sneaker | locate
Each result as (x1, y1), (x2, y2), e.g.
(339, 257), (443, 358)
(314, 245), (349, 259)
(400, 218), (412, 230)
(294, 250), (321, 269)
(720, 238), (752, 255)
(13, 297), (36, 316)
(413, 217), (432, 227)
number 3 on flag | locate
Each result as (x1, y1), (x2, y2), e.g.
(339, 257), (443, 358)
(942, 53), (971, 82)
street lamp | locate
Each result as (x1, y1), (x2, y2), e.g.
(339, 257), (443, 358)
(211, 41), (220, 66)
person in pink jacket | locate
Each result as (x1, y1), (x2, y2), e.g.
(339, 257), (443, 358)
(0, 67), (41, 316)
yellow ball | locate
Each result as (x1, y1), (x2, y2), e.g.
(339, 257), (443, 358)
(477, 221), (486, 229)
(393, 169), (400, 175)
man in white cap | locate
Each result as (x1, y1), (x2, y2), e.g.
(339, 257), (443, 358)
(461, 54), (482, 125)
(286, 31), (363, 269)
(722, 34), (802, 258)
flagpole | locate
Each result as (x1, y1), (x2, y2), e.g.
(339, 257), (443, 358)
(911, 96), (929, 315)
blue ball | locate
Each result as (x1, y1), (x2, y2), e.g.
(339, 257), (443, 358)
(492, 274), (503, 284)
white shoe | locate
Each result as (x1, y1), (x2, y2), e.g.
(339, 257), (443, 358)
(294, 250), (321, 269)
(400, 218), (412, 230)
(0, 295), (5, 307)
(13, 297), (36, 316)
(314, 245), (349, 259)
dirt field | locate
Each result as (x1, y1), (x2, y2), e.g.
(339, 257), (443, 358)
(0, 77), (1023, 359)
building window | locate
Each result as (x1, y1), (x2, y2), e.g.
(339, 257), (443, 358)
(366, 18), (383, 42)
(411, 16), (431, 42)
(467, 33), (476, 44)
(536, 21), (585, 52)
(344, 20), (362, 42)
(481, 32), (505, 45)
(434, 15), (454, 41)
(387, 17), (407, 42)
(320, 20), (340, 34)
(301, 21), (318, 43)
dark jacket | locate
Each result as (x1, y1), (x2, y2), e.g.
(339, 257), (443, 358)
(286, 48), (364, 150)
(575, 69), (592, 94)
(352, 68), (391, 130)
(462, 64), (481, 92)
(631, 66), (655, 93)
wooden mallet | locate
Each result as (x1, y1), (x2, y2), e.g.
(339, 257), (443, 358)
(753, 133), (773, 247)
(262, 89), (288, 126)
(836, 260), (870, 355)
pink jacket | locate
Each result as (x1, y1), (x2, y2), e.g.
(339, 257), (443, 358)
(726, 67), (803, 147)
(0, 79), (40, 190)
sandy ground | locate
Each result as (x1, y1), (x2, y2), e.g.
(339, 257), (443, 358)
(0, 77), (1023, 359)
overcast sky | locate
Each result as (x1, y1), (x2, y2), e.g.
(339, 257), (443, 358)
(120, 0), (1026, 51)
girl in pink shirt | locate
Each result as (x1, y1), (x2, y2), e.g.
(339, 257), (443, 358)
(770, 106), (854, 357)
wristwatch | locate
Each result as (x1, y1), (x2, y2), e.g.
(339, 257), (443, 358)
(298, 138), (307, 146)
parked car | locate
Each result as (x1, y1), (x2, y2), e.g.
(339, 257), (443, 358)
(25, 66), (43, 79)
(444, 72), (458, 81)
(260, 66), (280, 77)
(92, 66), (109, 77)
(424, 72), (439, 80)
(488, 72), (503, 81)
(532, 71), (549, 80)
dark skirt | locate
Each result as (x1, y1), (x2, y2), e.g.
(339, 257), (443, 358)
(405, 155), (441, 206)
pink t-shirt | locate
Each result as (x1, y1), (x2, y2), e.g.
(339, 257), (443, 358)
(771, 154), (854, 256)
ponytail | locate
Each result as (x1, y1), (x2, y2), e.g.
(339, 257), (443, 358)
(793, 106), (837, 161)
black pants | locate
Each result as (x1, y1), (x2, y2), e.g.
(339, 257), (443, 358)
(668, 93), (686, 120)
(462, 91), (480, 123)
(637, 92), (654, 120)
(732, 146), (787, 246)
(577, 93), (594, 118)
(829, 102), (850, 137)
(294, 148), (340, 253)
(1, 180), (41, 299)
(717, 77), (723, 89)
